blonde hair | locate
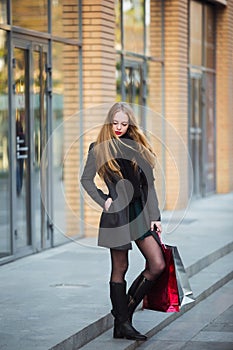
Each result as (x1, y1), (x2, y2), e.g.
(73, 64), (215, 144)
(95, 102), (156, 180)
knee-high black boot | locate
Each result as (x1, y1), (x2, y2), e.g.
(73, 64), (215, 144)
(127, 274), (155, 323)
(110, 281), (147, 340)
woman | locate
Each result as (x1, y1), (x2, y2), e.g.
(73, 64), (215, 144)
(81, 102), (165, 341)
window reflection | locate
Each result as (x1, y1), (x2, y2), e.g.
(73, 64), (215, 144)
(190, 1), (202, 66)
(115, 0), (121, 50)
(12, 0), (48, 32)
(52, 0), (79, 39)
(116, 58), (121, 101)
(14, 47), (32, 248)
(205, 73), (215, 192)
(190, 1), (215, 69)
(149, 1), (162, 58)
(0, 0), (7, 24)
(32, 49), (47, 247)
(124, 63), (143, 125)
(189, 1), (216, 196)
(204, 6), (215, 69)
(115, 0), (164, 168)
(123, 0), (144, 54)
(145, 0), (150, 55)
(124, 65), (142, 105)
(0, 30), (11, 256)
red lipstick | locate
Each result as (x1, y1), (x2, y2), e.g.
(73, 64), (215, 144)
(115, 131), (122, 136)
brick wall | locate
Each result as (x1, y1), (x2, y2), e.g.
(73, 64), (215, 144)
(164, 0), (189, 210)
(216, 2), (233, 192)
(148, 1), (165, 211)
(82, 0), (116, 236)
(62, 2), (80, 237)
(148, 0), (163, 116)
(82, 0), (116, 108)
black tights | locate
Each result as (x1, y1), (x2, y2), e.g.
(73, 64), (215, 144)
(110, 235), (165, 283)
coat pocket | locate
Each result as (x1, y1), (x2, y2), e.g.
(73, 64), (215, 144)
(99, 211), (118, 228)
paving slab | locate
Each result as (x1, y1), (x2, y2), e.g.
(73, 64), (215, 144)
(137, 280), (233, 350)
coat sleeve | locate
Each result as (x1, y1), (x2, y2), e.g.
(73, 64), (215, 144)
(141, 163), (161, 221)
(80, 143), (108, 208)
(147, 182), (161, 221)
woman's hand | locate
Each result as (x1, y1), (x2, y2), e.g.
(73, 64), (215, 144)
(150, 221), (162, 238)
(104, 197), (113, 212)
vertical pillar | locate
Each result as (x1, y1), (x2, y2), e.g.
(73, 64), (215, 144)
(82, 0), (116, 109)
(82, 0), (116, 236)
(62, 1), (80, 236)
(148, 1), (165, 209)
(164, 0), (189, 210)
(216, 2), (233, 192)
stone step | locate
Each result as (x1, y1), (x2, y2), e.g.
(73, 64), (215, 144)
(186, 240), (233, 278)
(78, 250), (233, 350)
(49, 245), (233, 350)
(136, 280), (233, 350)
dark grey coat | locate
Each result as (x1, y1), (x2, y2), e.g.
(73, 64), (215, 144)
(80, 140), (161, 249)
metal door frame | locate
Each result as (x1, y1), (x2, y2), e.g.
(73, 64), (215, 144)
(188, 70), (205, 197)
(11, 35), (51, 258)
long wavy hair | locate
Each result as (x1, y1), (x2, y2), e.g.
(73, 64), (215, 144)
(95, 102), (156, 180)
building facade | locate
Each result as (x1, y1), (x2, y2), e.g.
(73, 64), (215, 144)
(0, 0), (232, 263)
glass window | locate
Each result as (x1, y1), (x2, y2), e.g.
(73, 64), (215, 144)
(52, 0), (80, 40)
(116, 56), (121, 101)
(149, 0), (162, 58)
(32, 48), (48, 248)
(12, 0), (48, 32)
(123, 0), (144, 54)
(190, 1), (202, 66)
(115, 0), (121, 50)
(116, 0), (160, 57)
(204, 72), (215, 193)
(52, 42), (80, 245)
(0, 30), (11, 257)
(14, 47), (32, 248)
(115, 0), (164, 118)
(124, 64), (143, 106)
(145, 0), (150, 56)
(204, 5), (215, 69)
(0, 1), (7, 24)
(189, 2), (216, 195)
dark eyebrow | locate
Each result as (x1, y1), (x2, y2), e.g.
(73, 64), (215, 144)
(113, 120), (129, 124)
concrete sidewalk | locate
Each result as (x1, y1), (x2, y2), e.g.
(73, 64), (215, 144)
(137, 280), (233, 350)
(0, 193), (232, 350)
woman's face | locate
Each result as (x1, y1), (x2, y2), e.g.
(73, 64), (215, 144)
(112, 111), (129, 137)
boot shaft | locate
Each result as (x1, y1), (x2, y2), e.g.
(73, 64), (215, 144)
(109, 280), (147, 340)
(110, 281), (128, 323)
(128, 274), (154, 317)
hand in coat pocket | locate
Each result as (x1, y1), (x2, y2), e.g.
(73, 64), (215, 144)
(104, 197), (113, 211)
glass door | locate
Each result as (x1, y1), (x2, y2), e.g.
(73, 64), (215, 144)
(189, 73), (203, 196)
(14, 47), (31, 249)
(12, 38), (50, 254)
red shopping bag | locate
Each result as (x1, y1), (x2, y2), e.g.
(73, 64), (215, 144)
(143, 244), (180, 312)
